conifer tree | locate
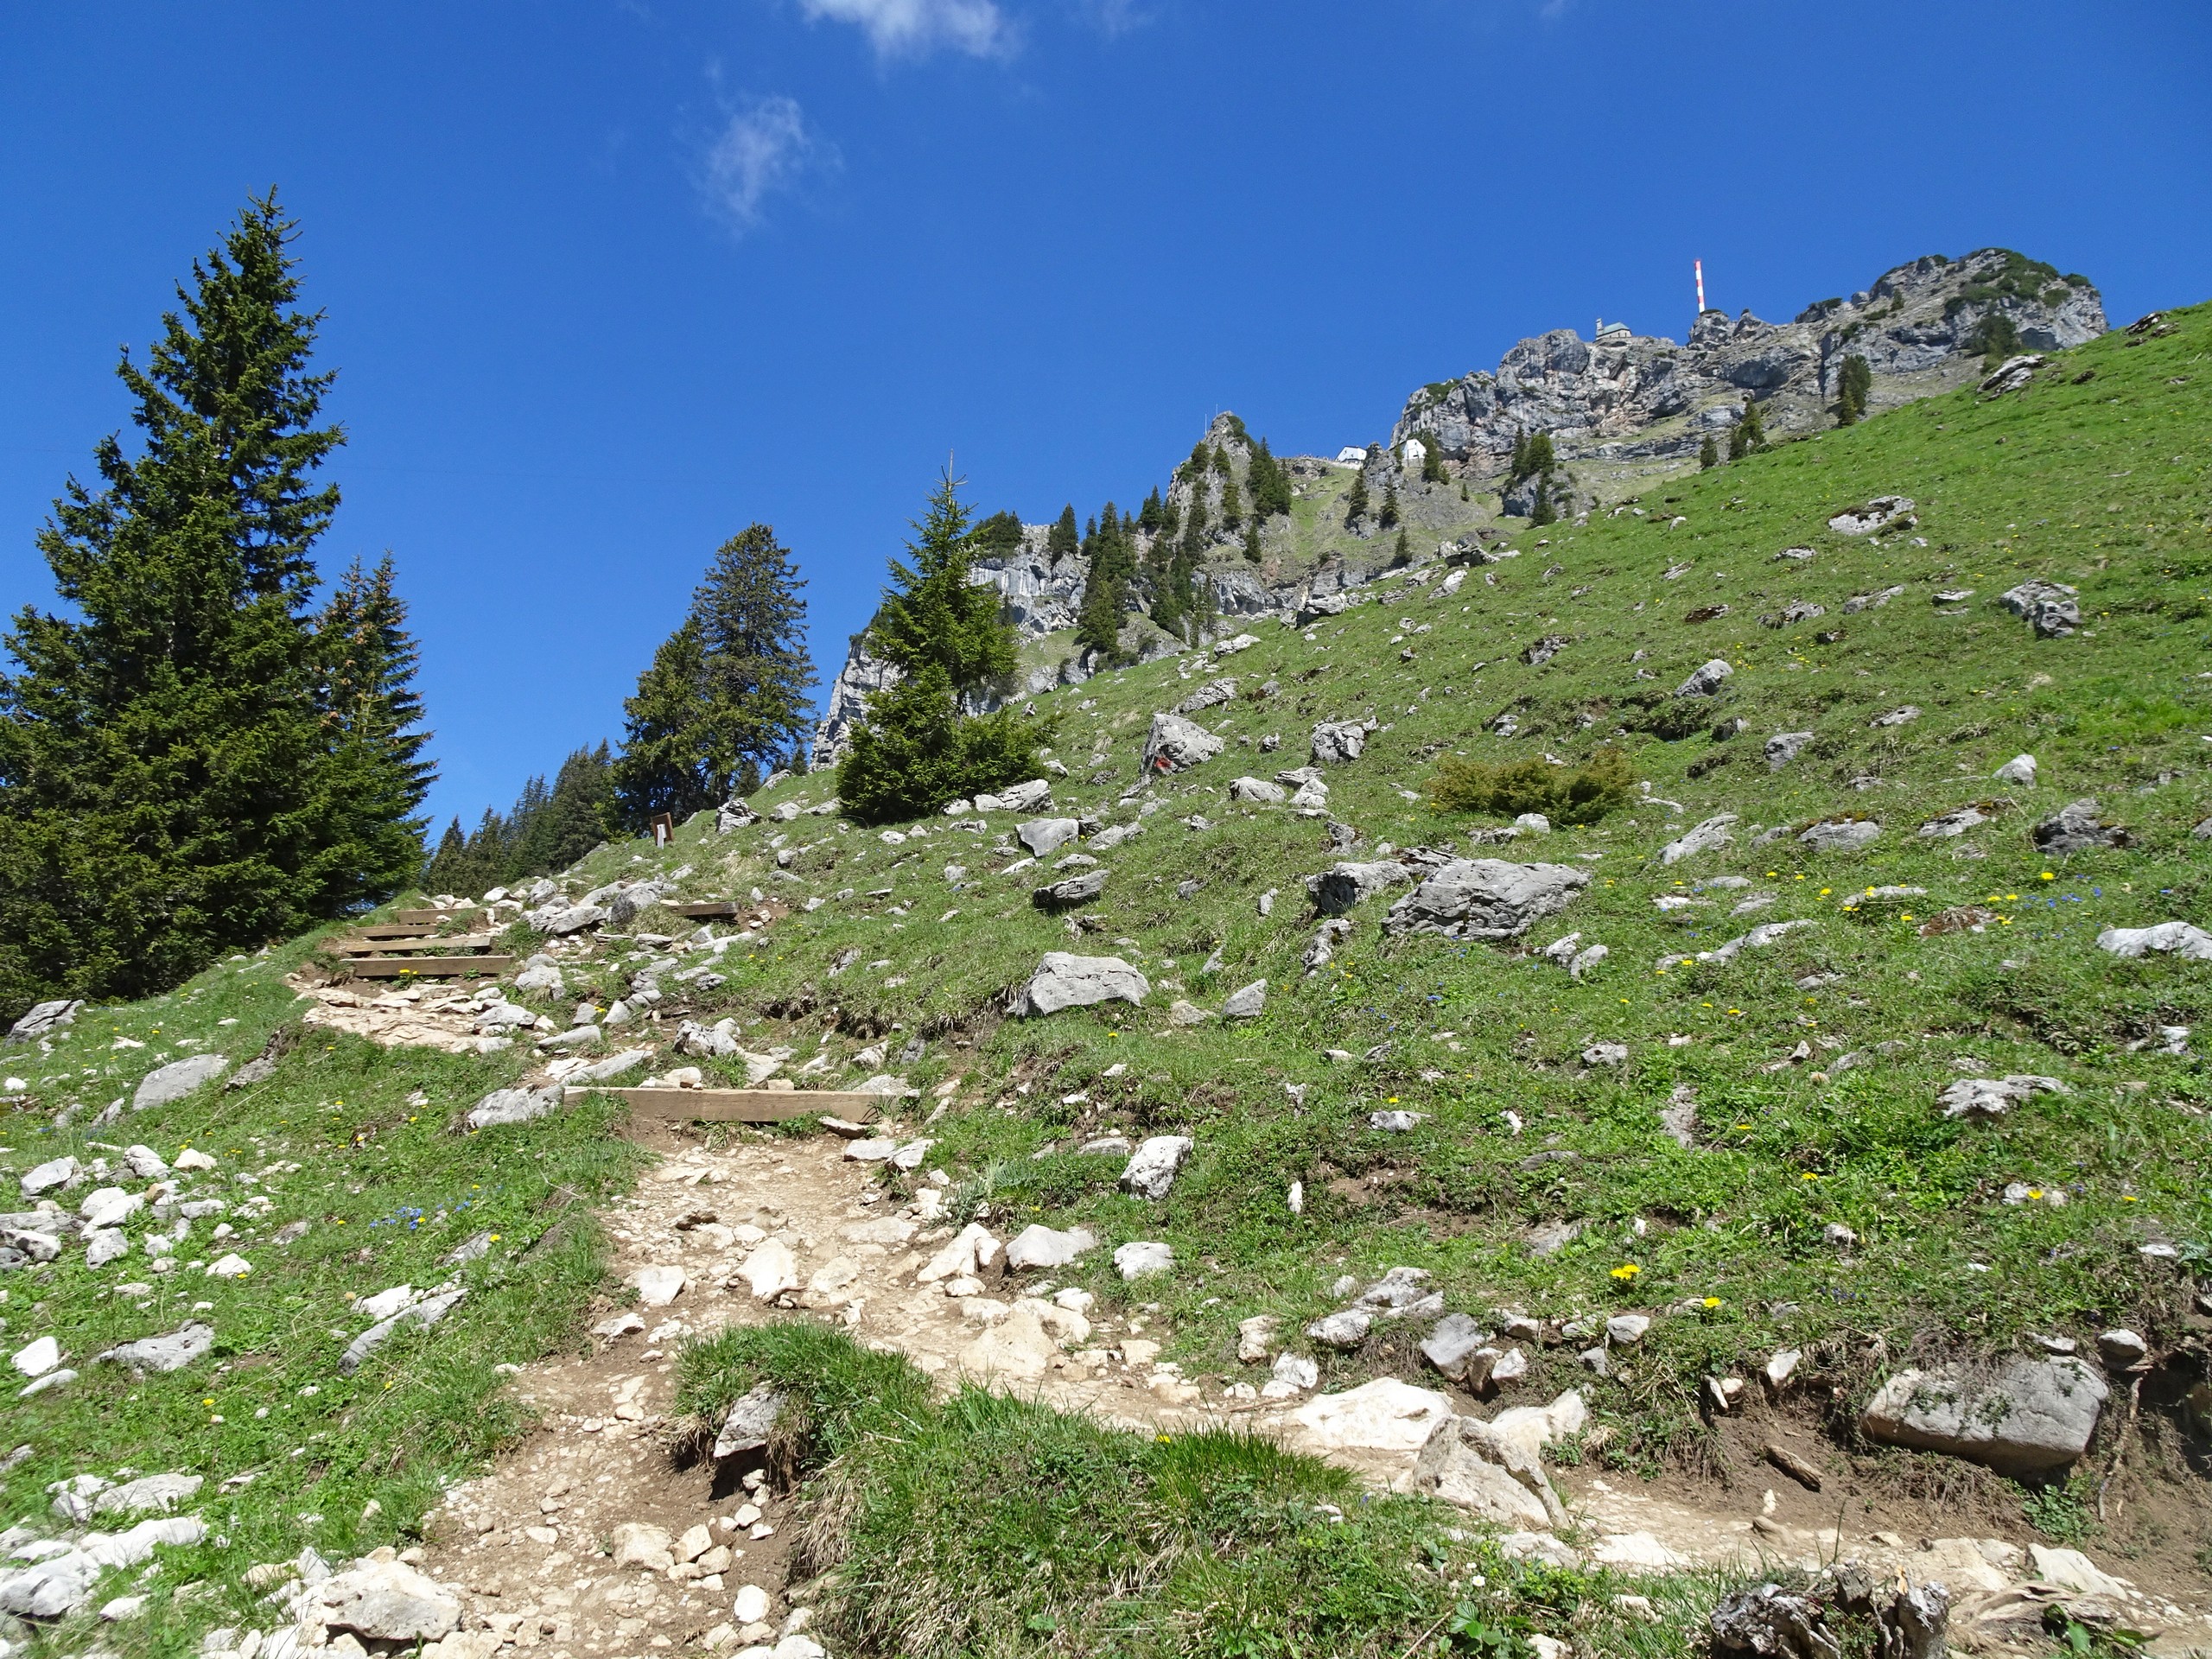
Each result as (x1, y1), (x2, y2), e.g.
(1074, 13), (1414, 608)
(1245, 438), (1294, 519)
(1344, 469), (1370, 524)
(1391, 527), (1410, 566)
(1530, 478), (1558, 527)
(1700, 434), (1721, 469)
(1420, 439), (1449, 483)
(1835, 353), (1872, 426)
(1243, 520), (1262, 563)
(610, 620), (715, 829)
(0, 192), (425, 1013)
(1137, 488), (1164, 534)
(1379, 482), (1400, 530)
(1047, 505), (1079, 560)
(312, 556), (435, 911)
(1220, 474), (1243, 529)
(1510, 430), (1530, 482)
(1728, 396), (1766, 461)
(839, 474), (1045, 823)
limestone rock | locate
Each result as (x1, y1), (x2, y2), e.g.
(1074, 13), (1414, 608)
(1765, 731), (1815, 771)
(1382, 859), (1589, 941)
(1017, 817), (1081, 856)
(714, 1384), (788, 1459)
(1141, 713), (1225, 774)
(1827, 494), (1916, 535)
(2096, 920), (2212, 961)
(464, 1084), (563, 1130)
(1797, 817), (1881, 852)
(1113, 1241), (1174, 1279)
(20, 1154), (80, 1198)
(131, 1055), (229, 1111)
(1419, 1313), (1491, 1382)
(1033, 869), (1107, 909)
(1118, 1135), (1192, 1200)
(309, 1558), (462, 1642)
(6, 998), (82, 1044)
(1674, 658), (1733, 697)
(1309, 719), (1373, 766)
(1174, 677), (1238, 715)
(1998, 578), (2082, 639)
(1288, 1376), (1455, 1454)
(1015, 952), (1150, 1017)
(1979, 353), (2045, 395)
(340, 1289), (465, 1374)
(741, 1240), (800, 1302)
(1659, 813), (1737, 866)
(1222, 979), (1267, 1018)
(1861, 1356), (2107, 1473)
(611, 1522), (676, 1571)
(2031, 798), (2128, 855)
(1994, 753), (2037, 786)
(1004, 1224), (1096, 1271)
(96, 1321), (214, 1375)
(1306, 1310), (1372, 1350)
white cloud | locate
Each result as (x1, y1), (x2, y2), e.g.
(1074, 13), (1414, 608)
(797, 0), (1010, 60)
(700, 96), (833, 232)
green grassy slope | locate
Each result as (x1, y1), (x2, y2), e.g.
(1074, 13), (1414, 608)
(3, 303), (2206, 1654)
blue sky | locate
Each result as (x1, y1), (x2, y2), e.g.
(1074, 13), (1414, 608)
(3, 1), (2208, 836)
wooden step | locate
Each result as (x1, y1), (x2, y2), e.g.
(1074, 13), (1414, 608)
(333, 933), (496, 957)
(599, 1087), (886, 1124)
(669, 901), (747, 918)
(357, 921), (444, 940)
(345, 955), (513, 979)
(393, 907), (474, 925)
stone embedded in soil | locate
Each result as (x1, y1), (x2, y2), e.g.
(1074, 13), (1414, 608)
(1113, 1240), (1174, 1279)
(1117, 1135), (1192, 1200)
(1859, 1354), (2108, 1474)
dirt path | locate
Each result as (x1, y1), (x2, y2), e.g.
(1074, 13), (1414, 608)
(393, 1116), (2212, 1659)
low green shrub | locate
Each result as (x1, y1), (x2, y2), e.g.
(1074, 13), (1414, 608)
(1428, 746), (1635, 825)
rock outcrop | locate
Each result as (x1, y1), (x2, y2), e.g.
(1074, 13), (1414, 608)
(1390, 251), (2103, 475)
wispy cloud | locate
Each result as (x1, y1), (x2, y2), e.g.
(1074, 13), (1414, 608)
(699, 95), (835, 232)
(797, 0), (1011, 60)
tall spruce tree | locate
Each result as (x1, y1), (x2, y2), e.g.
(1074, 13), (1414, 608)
(1729, 396), (1766, 460)
(311, 556), (435, 912)
(1344, 468), (1370, 524)
(609, 523), (811, 832)
(0, 193), (425, 1014)
(1047, 504), (1080, 560)
(837, 474), (1046, 824)
(1835, 353), (1873, 426)
(1700, 434), (1721, 469)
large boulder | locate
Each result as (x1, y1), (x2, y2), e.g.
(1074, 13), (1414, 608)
(1860, 1355), (2107, 1474)
(1306, 860), (1415, 915)
(1018, 817), (1081, 856)
(1033, 869), (1108, 909)
(1383, 860), (1590, 941)
(1014, 953), (1150, 1016)
(132, 1055), (229, 1111)
(1174, 677), (1238, 715)
(1287, 1376), (1456, 1454)
(94, 1322), (214, 1376)
(1141, 713), (1225, 774)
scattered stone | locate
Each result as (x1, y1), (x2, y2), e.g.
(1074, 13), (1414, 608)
(1033, 869), (1108, 909)
(1004, 1224), (1096, 1271)
(1709, 1584), (1834, 1658)
(1860, 1355), (2107, 1473)
(1289, 1377), (1455, 1453)
(1229, 776), (1287, 804)
(464, 1084), (563, 1130)
(1797, 817), (1880, 852)
(131, 1054), (229, 1110)
(1174, 677), (1238, 715)
(339, 1289), (465, 1374)
(1412, 1414), (1562, 1529)
(1309, 719), (1374, 765)
(713, 1384), (787, 1458)
(1998, 578), (2081, 639)
(1659, 813), (1737, 866)
(1221, 979), (1267, 1019)
(1979, 353), (2045, 395)
(306, 1558), (462, 1643)
(1118, 1135), (1193, 1200)
(1581, 1041), (1627, 1068)
(1937, 1073), (2070, 1119)
(1918, 804), (2001, 838)
(1017, 817), (1081, 857)
(741, 1239), (801, 1302)
(2095, 1329), (2148, 1370)
(1369, 1109), (1426, 1132)
(2097, 920), (2212, 961)
(1382, 860), (1589, 941)
(1764, 732), (1814, 771)
(95, 1321), (213, 1375)
(1673, 658), (1733, 697)
(5, 999), (83, 1044)
(1015, 953), (1150, 1016)
(92, 1472), (202, 1517)
(1306, 1310), (1372, 1350)
(2031, 798), (2129, 855)
(1113, 1241), (1173, 1280)
(1869, 705), (1920, 728)
(1420, 1313), (1491, 1382)
(1141, 713), (1226, 774)
(1827, 495), (1914, 536)
(632, 1265), (687, 1307)
(1236, 1315), (1281, 1363)
(1994, 753), (2038, 786)
(20, 1154), (80, 1198)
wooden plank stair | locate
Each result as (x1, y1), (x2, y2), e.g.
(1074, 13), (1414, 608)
(594, 1088), (887, 1124)
(346, 956), (513, 979)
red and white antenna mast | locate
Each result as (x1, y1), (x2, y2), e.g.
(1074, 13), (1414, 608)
(1694, 258), (1706, 315)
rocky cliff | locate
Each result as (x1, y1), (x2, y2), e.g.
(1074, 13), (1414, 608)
(1391, 249), (2105, 472)
(811, 249), (2106, 766)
